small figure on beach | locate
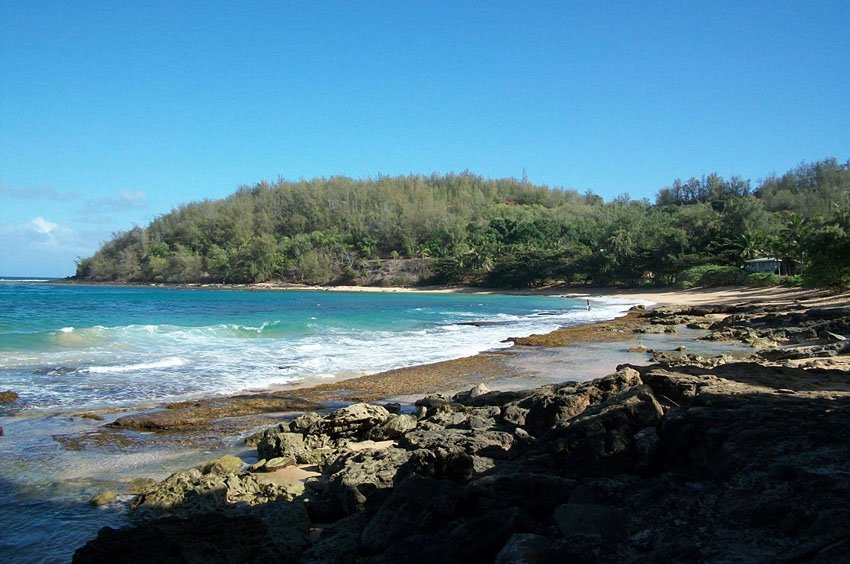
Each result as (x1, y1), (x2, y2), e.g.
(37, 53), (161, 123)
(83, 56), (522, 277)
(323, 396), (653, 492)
(586, 299), (591, 311)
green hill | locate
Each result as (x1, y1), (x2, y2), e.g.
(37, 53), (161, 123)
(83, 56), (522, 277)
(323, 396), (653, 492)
(75, 159), (850, 288)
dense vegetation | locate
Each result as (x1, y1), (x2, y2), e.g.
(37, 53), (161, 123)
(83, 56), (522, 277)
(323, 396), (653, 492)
(76, 158), (850, 288)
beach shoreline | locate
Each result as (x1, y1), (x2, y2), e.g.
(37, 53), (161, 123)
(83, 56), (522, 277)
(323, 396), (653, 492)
(48, 276), (845, 304)
(58, 285), (847, 446)
(70, 286), (850, 561)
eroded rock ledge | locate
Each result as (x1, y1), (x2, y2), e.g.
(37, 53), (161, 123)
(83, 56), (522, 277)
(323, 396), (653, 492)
(74, 356), (850, 562)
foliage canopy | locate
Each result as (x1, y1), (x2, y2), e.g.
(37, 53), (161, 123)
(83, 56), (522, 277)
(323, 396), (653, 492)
(76, 159), (850, 289)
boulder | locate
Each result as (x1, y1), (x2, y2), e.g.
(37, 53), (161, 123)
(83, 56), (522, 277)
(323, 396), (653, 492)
(495, 533), (554, 564)
(89, 491), (118, 507)
(199, 455), (244, 475)
(400, 428), (515, 459)
(469, 472), (576, 519)
(540, 385), (664, 477)
(0, 390), (18, 403)
(325, 447), (412, 514)
(289, 411), (322, 433)
(554, 503), (628, 543)
(368, 413), (418, 440)
(74, 513), (268, 563)
(300, 512), (370, 564)
(359, 477), (467, 554)
(74, 501), (309, 563)
(311, 403), (391, 439)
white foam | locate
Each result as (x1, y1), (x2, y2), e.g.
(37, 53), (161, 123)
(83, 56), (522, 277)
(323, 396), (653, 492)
(83, 357), (187, 374)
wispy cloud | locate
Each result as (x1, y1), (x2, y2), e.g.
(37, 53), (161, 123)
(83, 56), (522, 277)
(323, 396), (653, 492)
(100, 189), (148, 211)
(0, 217), (113, 277)
(30, 216), (58, 235)
(76, 189), (148, 223)
(0, 183), (79, 202)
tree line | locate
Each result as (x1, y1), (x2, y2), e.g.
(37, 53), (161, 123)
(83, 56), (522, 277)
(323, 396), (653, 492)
(75, 158), (850, 289)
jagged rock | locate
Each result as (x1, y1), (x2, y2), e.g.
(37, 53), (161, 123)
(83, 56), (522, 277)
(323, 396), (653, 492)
(414, 394), (453, 416)
(426, 410), (470, 428)
(360, 477), (467, 554)
(128, 478), (157, 494)
(368, 413), (418, 440)
(758, 342), (849, 361)
(0, 390), (18, 403)
(74, 513), (268, 563)
(89, 491), (117, 507)
(257, 430), (333, 465)
(554, 503), (628, 542)
(383, 402), (402, 414)
(397, 447), (476, 482)
(637, 324), (676, 334)
(567, 482), (625, 513)
(416, 506), (534, 564)
(263, 456), (296, 471)
(514, 368), (643, 436)
(502, 404), (529, 427)
(634, 427), (661, 472)
(130, 456), (300, 519)
(469, 473), (576, 519)
(494, 533), (554, 563)
(325, 447), (412, 514)
(257, 431), (306, 461)
(641, 369), (718, 405)
(300, 511), (370, 564)
(311, 403), (391, 439)
(199, 454), (244, 475)
(454, 389), (535, 408)
(400, 428), (515, 459)
(75, 501), (309, 563)
(451, 383), (491, 404)
(289, 411), (323, 433)
(540, 385), (664, 478)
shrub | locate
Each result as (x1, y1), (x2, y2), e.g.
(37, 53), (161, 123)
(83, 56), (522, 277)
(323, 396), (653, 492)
(747, 272), (780, 287)
(677, 264), (747, 288)
(783, 274), (805, 287)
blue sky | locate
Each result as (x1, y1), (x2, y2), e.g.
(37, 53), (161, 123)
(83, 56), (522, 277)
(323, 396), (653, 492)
(1, 1), (848, 277)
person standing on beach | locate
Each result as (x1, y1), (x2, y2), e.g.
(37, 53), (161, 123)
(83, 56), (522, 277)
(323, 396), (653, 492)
(586, 299), (591, 311)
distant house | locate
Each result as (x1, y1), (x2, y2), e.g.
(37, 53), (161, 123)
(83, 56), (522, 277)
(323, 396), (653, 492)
(744, 257), (783, 275)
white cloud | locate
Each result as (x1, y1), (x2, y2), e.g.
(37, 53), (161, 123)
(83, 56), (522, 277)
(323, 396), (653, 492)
(0, 183), (78, 202)
(30, 216), (58, 235)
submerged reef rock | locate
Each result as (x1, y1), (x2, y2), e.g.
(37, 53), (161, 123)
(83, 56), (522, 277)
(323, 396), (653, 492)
(0, 390), (18, 403)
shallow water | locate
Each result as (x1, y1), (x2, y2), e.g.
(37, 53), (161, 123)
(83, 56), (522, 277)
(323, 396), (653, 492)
(0, 282), (647, 560)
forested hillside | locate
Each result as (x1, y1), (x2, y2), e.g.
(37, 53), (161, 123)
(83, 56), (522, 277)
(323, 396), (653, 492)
(75, 158), (850, 288)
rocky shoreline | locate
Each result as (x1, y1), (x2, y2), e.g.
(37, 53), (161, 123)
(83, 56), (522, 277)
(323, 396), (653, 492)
(73, 301), (850, 562)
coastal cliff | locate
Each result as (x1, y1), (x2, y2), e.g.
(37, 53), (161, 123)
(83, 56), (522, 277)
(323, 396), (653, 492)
(74, 302), (850, 562)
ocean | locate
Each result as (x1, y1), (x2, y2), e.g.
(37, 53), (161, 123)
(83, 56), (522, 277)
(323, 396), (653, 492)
(0, 281), (640, 561)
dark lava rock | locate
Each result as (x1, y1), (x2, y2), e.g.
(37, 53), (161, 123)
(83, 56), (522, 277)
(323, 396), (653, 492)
(74, 501), (309, 563)
(360, 477), (467, 554)
(537, 385), (664, 478)
(325, 447), (413, 514)
(554, 503), (628, 543)
(0, 390), (19, 403)
(310, 403), (391, 439)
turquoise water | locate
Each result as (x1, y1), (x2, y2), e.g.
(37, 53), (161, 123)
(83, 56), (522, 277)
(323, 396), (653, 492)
(0, 283), (636, 412)
(0, 281), (640, 561)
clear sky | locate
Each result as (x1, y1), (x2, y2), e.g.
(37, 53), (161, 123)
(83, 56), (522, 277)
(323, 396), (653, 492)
(1, 1), (848, 277)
